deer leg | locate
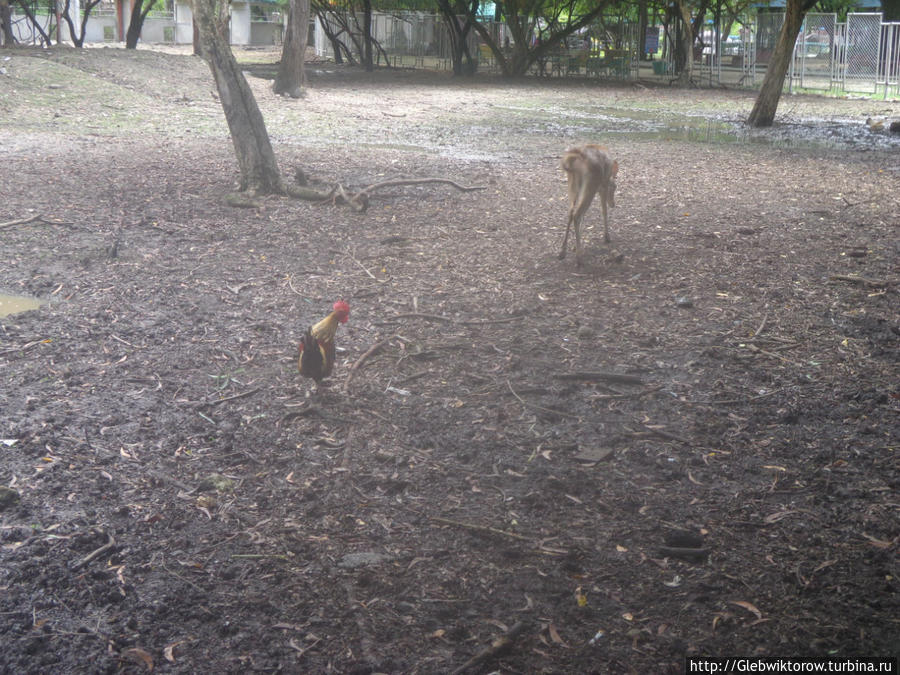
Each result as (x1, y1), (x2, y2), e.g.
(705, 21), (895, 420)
(573, 214), (584, 266)
(601, 195), (610, 243)
(559, 174), (580, 260)
(559, 214), (573, 260)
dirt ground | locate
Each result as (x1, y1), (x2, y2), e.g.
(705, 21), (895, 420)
(1, 46), (898, 674)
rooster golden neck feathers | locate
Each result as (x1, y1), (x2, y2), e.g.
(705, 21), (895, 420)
(308, 299), (350, 341)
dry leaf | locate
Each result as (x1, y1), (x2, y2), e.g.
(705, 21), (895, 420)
(764, 509), (802, 524)
(622, 612), (634, 621)
(812, 559), (837, 573)
(121, 647), (154, 671)
(862, 533), (893, 549)
(164, 639), (188, 662)
(729, 600), (763, 619)
(548, 623), (568, 646)
(615, 544), (628, 552)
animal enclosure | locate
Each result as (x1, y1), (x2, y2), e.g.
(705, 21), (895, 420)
(0, 49), (898, 673)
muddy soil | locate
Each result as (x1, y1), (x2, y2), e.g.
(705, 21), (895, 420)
(1, 47), (898, 674)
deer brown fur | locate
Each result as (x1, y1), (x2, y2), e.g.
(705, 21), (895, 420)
(559, 144), (618, 266)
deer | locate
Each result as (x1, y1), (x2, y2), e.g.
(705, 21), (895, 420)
(559, 144), (619, 266)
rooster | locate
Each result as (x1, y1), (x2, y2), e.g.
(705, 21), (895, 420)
(298, 299), (350, 384)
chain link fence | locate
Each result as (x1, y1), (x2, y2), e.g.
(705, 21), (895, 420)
(840, 12), (883, 94)
(791, 13), (836, 92)
(882, 22), (900, 97)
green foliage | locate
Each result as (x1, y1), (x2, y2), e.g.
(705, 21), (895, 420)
(813, 0), (860, 20)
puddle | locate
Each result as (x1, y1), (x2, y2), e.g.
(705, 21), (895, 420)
(499, 104), (900, 152)
(608, 115), (900, 151)
(0, 293), (43, 318)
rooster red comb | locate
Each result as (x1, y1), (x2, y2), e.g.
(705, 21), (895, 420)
(333, 299), (350, 323)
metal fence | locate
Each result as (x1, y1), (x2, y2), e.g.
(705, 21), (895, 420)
(314, 11), (501, 70)
(5, 2), (897, 95)
(791, 13), (838, 92)
(311, 9), (897, 97)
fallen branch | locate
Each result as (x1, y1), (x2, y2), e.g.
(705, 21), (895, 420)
(451, 621), (529, 675)
(658, 546), (709, 563)
(745, 343), (802, 366)
(334, 183), (368, 212)
(345, 250), (377, 279)
(291, 177), (484, 211)
(431, 516), (533, 542)
(378, 312), (523, 326)
(0, 214), (44, 230)
(359, 177), (486, 198)
(591, 384), (665, 400)
(344, 335), (397, 392)
(508, 380), (581, 420)
(72, 531), (116, 570)
(554, 371), (645, 385)
(633, 422), (691, 445)
(198, 387), (261, 408)
(146, 469), (196, 494)
(753, 312), (768, 338)
(828, 274), (891, 288)
(385, 312), (454, 323)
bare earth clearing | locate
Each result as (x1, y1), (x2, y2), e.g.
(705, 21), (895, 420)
(1, 47), (898, 674)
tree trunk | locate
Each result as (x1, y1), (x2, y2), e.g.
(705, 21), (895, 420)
(437, 0), (477, 76)
(747, 0), (811, 127)
(467, 0), (610, 78)
(637, 0), (648, 60)
(273, 0), (309, 97)
(1, 0), (14, 46)
(191, 0), (283, 194)
(125, 0), (154, 49)
(673, 0), (693, 85)
(11, 0), (51, 44)
(361, 0), (373, 71)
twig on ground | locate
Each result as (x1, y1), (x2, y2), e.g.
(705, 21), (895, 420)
(554, 371), (645, 385)
(745, 343), (802, 365)
(345, 335), (397, 392)
(345, 250), (377, 279)
(0, 214), (43, 230)
(384, 312), (454, 323)
(753, 312), (768, 338)
(451, 621), (529, 675)
(508, 380), (581, 420)
(359, 177), (487, 198)
(72, 531), (116, 570)
(431, 516), (534, 542)
(590, 384), (665, 400)
(198, 387), (261, 408)
(633, 422), (692, 445)
(147, 469), (196, 494)
(378, 312), (523, 326)
(828, 274), (891, 288)
(658, 546), (709, 563)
